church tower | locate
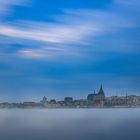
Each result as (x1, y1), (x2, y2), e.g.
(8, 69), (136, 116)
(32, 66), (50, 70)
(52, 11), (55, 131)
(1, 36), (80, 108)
(98, 85), (105, 97)
(98, 85), (105, 107)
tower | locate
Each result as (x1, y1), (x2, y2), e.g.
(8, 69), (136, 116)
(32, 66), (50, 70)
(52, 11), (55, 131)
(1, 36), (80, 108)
(98, 85), (105, 107)
(40, 96), (47, 104)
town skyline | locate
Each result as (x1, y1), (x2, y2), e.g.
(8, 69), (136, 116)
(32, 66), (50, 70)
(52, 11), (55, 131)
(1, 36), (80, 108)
(0, 85), (139, 102)
(0, 85), (140, 108)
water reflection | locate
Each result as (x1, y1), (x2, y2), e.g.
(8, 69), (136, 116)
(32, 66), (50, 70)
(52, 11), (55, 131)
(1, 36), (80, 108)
(0, 109), (140, 140)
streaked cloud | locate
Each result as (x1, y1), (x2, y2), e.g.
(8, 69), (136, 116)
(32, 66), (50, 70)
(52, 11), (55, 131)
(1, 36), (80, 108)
(19, 47), (66, 59)
(0, 9), (134, 43)
(0, 23), (97, 44)
(0, 0), (28, 17)
(0, 7), (136, 59)
(115, 0), (140, 6)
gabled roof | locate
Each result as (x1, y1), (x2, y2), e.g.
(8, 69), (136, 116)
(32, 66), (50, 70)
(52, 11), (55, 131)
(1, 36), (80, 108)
(98, 85), (105, 96)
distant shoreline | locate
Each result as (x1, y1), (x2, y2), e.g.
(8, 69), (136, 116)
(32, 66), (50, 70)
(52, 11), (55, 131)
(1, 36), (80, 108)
(0, 106), (140, 109)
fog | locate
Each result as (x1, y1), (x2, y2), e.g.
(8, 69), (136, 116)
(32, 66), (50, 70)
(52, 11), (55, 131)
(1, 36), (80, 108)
(0, 109), (140, 140)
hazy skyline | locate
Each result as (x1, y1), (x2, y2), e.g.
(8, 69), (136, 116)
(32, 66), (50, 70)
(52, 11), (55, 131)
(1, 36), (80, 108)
(0, 0), (140, 101)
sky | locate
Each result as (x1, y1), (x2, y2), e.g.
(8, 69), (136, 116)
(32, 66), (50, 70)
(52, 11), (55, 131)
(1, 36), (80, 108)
(0, 0), (140, 102)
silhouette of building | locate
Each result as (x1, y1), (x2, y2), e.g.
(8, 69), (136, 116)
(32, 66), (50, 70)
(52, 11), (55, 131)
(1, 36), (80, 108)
(64, 97), (73, 106)
(64, 97), (73, 103)
(50, 99), (56, 104)
(40, 96), (47, 104)
(87, 85), (105, 107)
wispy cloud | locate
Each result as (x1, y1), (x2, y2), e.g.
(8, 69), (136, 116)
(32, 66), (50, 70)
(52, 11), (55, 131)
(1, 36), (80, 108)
(0, 6), (137, 59)
(0, 9), (134, 44)
(0, 0), (28, 17)
(115, 0), (140, 6)
(18, 47), (67, 59)
(0, 23), (97, 44)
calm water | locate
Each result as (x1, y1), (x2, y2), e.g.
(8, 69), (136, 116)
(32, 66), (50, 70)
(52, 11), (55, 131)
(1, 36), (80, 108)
(0, 109), (140, 140)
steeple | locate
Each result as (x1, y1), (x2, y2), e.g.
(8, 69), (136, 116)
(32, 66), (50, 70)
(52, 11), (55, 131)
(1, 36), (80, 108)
(98, 84), (105, 96)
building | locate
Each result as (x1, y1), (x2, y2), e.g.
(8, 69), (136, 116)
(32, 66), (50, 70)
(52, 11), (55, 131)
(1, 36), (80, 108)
(64, 97), (73, 103)
(40, 96), (47, 104)
(49, 99), (57, 104)
(22, 102), (42, 108)
(87, 85), (105, 107)
(64, 97), (73, 106)
(73, 99), (87, 107)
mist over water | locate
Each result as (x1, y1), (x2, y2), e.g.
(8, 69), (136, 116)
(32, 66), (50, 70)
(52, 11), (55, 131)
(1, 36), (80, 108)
(0, 109), (140, 140)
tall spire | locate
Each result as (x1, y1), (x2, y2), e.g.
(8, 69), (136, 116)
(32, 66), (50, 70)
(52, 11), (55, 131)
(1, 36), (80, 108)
(100, 84), (102, 89)
(98, 84), (105, 96)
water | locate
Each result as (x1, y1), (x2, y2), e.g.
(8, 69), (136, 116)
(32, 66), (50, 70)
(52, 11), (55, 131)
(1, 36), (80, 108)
(0, 109), (140, 140)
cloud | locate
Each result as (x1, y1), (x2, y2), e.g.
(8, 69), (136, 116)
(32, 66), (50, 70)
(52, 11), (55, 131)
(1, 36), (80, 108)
(115, 0), (140, 5)
(114, 0), (140, 9)
(0, 20), (102, 45)
(18, 46), (83, 59)
(0, 0), (28, 17)
(19, 48), (49, 59)
(0, 7), (137, 59)
(0, 9), (134, 44)
(18, 47), (65, 59)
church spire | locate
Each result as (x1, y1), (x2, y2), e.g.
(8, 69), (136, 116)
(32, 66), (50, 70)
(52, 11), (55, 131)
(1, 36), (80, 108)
(98, 84), (105, 96)
(100, 84), (102, 89)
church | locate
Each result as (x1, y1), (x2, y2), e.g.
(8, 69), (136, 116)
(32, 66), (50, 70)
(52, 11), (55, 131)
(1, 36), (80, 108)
(87, 85), (105, 106)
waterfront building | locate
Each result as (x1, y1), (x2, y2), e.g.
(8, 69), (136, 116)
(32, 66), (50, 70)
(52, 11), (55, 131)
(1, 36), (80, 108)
(73, 99), (87, 107)
(49, 99), (57, 104)
(64, 97), (73, 106)
(23, 102), (42, 108)
(64, 97), (73, 102)
(40, 96), (47, 104)
(87, 85), (105, 107)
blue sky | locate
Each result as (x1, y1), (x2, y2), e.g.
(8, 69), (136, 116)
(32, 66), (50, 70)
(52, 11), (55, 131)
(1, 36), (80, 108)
(0, 0), (140, 101)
